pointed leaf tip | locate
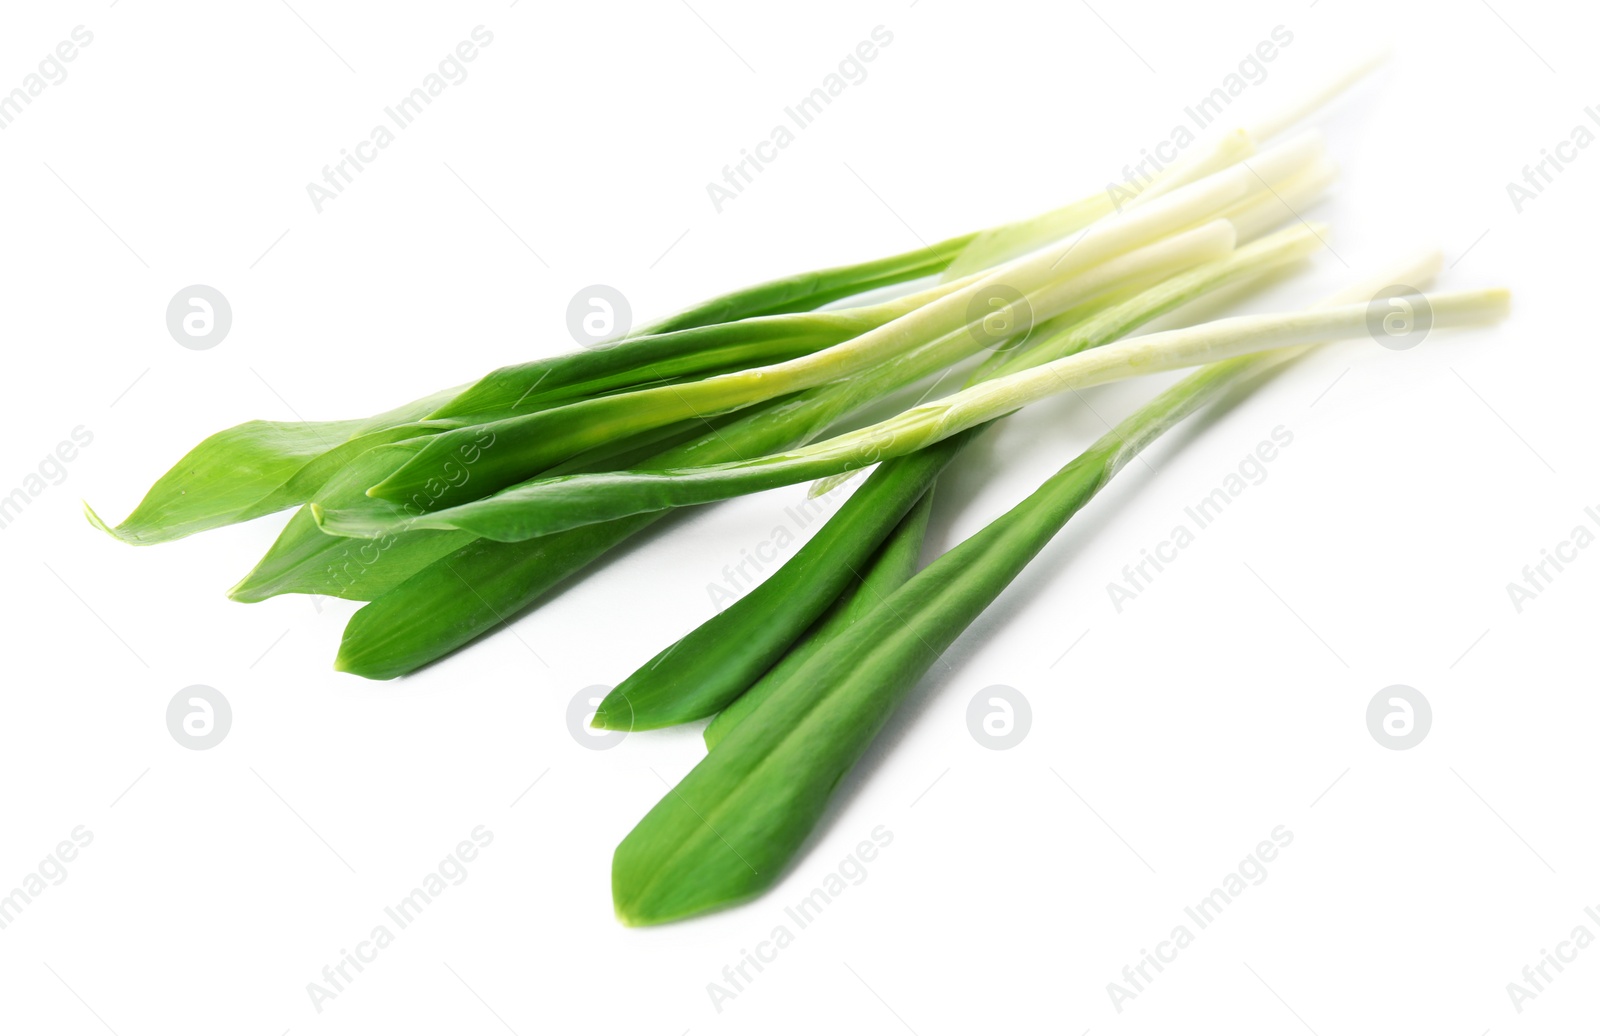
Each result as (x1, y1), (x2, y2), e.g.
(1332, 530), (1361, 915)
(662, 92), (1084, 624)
(83, 500), (116, 537)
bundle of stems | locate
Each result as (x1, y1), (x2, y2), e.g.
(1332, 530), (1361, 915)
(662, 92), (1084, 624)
(94, 114), (1336, 678)
(90, 55), (1511, 927)
(323, 286), (1504, 545)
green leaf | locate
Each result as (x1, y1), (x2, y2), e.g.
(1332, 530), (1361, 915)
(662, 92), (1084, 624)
(232, 410), (721, 604)
(87, 386), (461, 545)
(229, 439), (476, 603)
(430, 310), (888, 421)
(592, 431), (972, 731)
(641, 233), (978, 334)
(703, 483), (934, 750)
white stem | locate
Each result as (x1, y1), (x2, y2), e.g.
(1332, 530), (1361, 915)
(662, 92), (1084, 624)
(1312, 248), (1445, 308)
(651, 134), (1323, 408)
(1202, 247), (1449, 383)
(814, 220), (1244, 403)
(1083, 222), (1327, 343)
(1225, 157), (1339, 242)
(1131, 128), (1256, 205)
(956, 131), (1322, 322)
(825, 288), (1507, 455)
(1026, 219), (1237, 318)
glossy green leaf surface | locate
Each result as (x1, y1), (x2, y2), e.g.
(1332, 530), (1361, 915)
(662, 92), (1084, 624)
(702, 485), (934, 750)
(591, 432), (972, 731)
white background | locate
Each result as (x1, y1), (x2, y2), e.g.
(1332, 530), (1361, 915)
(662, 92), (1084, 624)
(0, 0), (1593, 1032)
